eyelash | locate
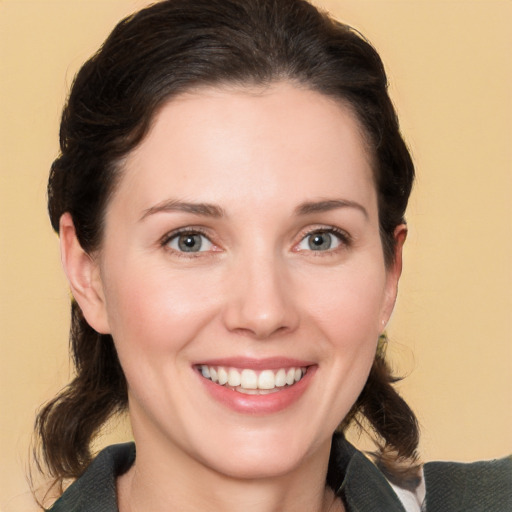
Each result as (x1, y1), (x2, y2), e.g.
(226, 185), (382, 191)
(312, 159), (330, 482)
(160, 225), (352, 257)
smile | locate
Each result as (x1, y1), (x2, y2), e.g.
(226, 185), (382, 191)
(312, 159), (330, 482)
(199, 365), (307, 394)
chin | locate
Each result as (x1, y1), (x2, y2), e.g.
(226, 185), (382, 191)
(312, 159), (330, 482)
(191, 426), (329, 481)
(204, 451), (307, 481)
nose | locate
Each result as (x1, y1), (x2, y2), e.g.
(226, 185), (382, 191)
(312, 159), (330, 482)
(222, 252), (299, 339)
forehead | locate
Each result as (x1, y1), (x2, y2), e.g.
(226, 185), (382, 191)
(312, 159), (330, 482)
(112, 82), (376, 217)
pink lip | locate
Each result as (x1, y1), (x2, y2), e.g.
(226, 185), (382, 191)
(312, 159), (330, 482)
(194, 356), (315, 370)
(196, 361), (317, 415)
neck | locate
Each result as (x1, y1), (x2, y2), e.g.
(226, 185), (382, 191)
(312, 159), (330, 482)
(117, 432), (344, 512)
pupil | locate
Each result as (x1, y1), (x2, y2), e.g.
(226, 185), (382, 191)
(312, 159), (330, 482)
(309, 232), (331, 251)
(179, 234), (201, 252)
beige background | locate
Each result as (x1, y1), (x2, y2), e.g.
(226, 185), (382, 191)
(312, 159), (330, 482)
(1, 0), (511, 506)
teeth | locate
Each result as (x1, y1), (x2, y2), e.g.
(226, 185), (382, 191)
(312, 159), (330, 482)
(258, 370), (275, 390)
(217, 367), (228, 385)
(227, 368), (241, 387)
(199, 365), (306, 392)
(240, 369), (258, 389)
(275, 368), (286, 387)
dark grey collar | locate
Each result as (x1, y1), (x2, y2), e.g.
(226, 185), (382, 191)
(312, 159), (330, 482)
(329, 434), (407, 511)
(422, 456), (512, 512)
(48, 435), (409, 511)
(47, 443), (134, 512)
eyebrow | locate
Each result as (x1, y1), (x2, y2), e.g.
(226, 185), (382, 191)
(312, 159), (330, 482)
(140, 199), (225, 221)
(295, 199), (368, 219)
(140, 198), (368, 221)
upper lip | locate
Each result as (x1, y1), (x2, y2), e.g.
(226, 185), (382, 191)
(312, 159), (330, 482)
(193, 357), (315, 370)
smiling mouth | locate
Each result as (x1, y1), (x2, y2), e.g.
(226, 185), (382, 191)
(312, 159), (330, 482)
(198, 365), (308, 395)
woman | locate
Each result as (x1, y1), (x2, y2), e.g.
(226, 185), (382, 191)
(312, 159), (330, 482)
(33, 0), (510, 511)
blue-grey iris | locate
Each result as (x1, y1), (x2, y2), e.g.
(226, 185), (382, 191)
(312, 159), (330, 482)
(308, 232), (332, 251)
(178, 234), (202, 252)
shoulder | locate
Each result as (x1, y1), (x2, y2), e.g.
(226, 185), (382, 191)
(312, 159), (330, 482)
(46, 443), (135, 512)
(329, 435), (421, 511)
(423, 455), (512, 512)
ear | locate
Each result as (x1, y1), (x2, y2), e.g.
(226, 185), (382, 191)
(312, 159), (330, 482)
(380, 224), (407, 330)
(59, 213), (111, 334)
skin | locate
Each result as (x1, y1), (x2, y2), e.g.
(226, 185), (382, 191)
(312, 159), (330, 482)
(60, 82), (405, 512)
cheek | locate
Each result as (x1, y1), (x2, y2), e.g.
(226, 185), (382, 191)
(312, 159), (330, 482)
(302, 261), (387, 341)
(101, 261), (221, 360)
(100, 265), (223, 422)
(300, 259), (387, 392)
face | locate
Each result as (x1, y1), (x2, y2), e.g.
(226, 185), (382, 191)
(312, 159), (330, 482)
(75, 82), (403, 480)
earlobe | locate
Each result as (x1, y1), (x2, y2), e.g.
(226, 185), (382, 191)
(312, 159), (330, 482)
(59, 213), (111, 334)
(381, 224), (407, 330)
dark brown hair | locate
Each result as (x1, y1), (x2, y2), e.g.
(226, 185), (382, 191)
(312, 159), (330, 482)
(37, 0), (418, 487)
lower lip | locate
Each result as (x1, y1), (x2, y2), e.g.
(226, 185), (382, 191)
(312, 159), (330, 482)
(198, 367), (316, 415)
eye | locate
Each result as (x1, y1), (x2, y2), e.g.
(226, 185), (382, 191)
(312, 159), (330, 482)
(165, 231), (214, 253)
(296, 229), (347, 252)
